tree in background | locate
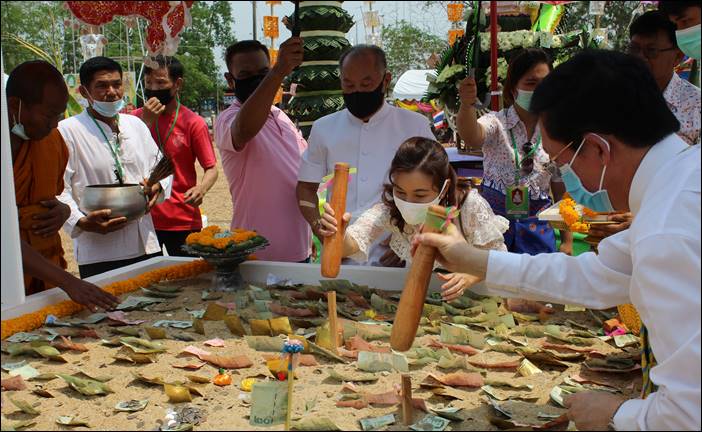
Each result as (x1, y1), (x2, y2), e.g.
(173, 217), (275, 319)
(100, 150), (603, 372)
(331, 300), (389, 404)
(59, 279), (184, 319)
(176, 1), (235, 111)
(380, 20), (446, 86)
(1, 1), (68, 72)
(1, 1), (234, 113)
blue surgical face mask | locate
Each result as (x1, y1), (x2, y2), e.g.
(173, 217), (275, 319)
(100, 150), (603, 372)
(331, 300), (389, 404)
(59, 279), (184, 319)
(86, 90), (125, 118)
(558, 134), (615, 212)
(11, 99), (30, 140)
(515, 89), (533, 112)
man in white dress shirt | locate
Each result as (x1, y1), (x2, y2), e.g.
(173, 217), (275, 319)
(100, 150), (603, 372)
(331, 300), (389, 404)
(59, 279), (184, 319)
(296, 45), (434, 266)
(415, 50), (700, 430)
(58, 57), (172, 278)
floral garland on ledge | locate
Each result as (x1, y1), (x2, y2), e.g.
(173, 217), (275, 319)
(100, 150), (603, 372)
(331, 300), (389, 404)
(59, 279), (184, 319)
(1, 259), (212, 340)
(558, 193), (597, 233)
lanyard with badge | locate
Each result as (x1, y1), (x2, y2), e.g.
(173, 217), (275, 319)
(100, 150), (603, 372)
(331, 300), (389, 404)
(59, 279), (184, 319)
(152, 99), (180, 153)
(87, 110), (125, 184)
(506, 128), (540, 218)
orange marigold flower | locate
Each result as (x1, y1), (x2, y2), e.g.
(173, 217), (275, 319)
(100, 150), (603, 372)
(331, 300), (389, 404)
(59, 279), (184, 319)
(1, 259), (211, 340)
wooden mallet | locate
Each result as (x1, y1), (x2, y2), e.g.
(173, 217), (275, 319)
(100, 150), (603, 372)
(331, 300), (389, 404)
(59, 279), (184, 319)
(391, 205), (458, 351)
(320, 162), (349, 278)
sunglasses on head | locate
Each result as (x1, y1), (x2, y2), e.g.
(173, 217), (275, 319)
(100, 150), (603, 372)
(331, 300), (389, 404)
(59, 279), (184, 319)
(519, 142), (535, 176)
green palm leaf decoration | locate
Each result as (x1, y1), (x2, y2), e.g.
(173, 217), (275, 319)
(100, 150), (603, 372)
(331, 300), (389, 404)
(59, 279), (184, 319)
(285, 5), (355, 33)
(302, 36), (351, 61)
(283, 1), (352, 138)
(288, 65), (341, 91)
(287, 94), (345, 123)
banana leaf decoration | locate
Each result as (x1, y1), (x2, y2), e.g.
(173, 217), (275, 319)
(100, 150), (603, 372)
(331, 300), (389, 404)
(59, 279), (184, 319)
(301, 36), (351, 62)
(287, 94), (345, 123)
(282, 1), (353, 138)
(287, 65), (341, 91)
(285, 4), (354, 33)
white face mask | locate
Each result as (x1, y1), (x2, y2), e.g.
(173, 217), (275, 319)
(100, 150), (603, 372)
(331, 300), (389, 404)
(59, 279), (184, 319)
(393, 180), (448, 226)
(11, 99), (30, 140)
(85, 88), (125, 118)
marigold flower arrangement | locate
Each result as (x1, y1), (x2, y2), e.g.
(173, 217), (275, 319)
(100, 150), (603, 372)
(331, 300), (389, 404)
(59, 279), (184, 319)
(1, 260), (212, 340)
(185, 225), (266, 254)
(558, 193), (598, 233)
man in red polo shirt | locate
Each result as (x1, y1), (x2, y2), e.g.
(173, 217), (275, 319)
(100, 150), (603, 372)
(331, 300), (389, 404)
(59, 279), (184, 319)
(133, 56), (218, 256)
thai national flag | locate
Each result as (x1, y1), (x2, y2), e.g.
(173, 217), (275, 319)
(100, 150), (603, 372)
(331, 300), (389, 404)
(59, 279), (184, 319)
(433, 110), (446, 129)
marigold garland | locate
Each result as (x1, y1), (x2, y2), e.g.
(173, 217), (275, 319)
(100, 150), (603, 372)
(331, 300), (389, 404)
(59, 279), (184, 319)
(186, 226), (259, 250)
(558, 193), (594, 233)
(559, 193), (642, 336)
(1, 259), (212, 340)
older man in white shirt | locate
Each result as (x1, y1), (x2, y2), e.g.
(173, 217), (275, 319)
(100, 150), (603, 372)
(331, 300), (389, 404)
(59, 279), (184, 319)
(415, 50), (700, 431)
(296, 45), (434, 266)
(59, 56), (172, 278)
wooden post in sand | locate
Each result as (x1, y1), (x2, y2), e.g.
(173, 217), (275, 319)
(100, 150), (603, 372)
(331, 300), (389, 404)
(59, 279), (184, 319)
(402, 374), (413, 425)
(327, 291), (339, 354)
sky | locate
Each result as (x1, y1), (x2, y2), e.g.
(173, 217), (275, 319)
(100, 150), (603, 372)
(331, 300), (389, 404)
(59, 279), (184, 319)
(213, 1), (452, 72)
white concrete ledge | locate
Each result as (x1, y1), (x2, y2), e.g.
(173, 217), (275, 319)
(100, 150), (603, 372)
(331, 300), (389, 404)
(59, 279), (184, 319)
(1, 257), (490, 321)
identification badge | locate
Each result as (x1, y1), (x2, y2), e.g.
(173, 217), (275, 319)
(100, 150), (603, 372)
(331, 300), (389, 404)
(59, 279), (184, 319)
(506, 185), (529, 218)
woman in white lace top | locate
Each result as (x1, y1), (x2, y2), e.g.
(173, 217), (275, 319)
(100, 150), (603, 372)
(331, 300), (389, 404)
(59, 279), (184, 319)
(319, 137), (509, 301)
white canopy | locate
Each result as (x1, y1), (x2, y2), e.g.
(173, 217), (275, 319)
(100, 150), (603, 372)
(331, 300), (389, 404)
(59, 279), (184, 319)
(392, 69), (437, 101)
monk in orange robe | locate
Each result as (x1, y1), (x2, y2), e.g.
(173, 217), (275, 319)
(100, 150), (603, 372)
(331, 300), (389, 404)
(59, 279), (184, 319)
(7, 60), (119, 311)
(14, 128), (70, 294)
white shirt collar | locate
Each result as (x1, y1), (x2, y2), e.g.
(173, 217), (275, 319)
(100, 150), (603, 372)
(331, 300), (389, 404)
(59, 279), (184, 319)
(629, 134), (689, 215)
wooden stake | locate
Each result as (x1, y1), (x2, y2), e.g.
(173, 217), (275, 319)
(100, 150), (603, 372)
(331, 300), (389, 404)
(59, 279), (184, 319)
(328, 291), (339, 354)
(401, 374), (413, 425)
(285, 353), (294, 430)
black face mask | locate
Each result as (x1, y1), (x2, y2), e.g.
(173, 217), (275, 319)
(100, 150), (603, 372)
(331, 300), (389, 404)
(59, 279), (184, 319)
(144, 87), (175, 106)
(343, 78), (386, 119)
(234, 74), (266, 103)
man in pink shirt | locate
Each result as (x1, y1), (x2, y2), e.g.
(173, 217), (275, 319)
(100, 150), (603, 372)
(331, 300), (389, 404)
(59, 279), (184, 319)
(133, 56), (218, 256)
(215, 38), (311, 262)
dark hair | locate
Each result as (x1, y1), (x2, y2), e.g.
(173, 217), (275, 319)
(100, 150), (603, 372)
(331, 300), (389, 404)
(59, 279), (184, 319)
(143, 55), (184, 81)
(7, 60), (67, 104)
(225, 40), (270, 69)
(79, 56), (122, 87)
(503, 48), (553, 107)
(630, 10), (678, 46)
(382, 137), (465, 234)
(658, 1), (701, 19)
(339, 44), (387, 71)
(531, 49), (679, 149)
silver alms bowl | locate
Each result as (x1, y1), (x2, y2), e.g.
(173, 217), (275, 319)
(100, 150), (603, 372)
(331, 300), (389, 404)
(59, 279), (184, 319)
(79, 184), (147, 220)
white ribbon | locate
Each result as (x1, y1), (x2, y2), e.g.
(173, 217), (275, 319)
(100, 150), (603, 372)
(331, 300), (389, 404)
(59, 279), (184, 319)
(300, 60), (339, 67)
(300, 30), (347, 38)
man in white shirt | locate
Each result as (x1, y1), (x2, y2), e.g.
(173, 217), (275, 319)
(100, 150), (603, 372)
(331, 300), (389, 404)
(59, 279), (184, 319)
(58, 56), (172, 278)
(628, 10), (700, 145)
(415, 50), (700, 431)
(296, 45), (434, 266)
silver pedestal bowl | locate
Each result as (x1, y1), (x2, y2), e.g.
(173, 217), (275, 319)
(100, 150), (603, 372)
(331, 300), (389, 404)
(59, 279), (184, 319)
(182, 237), (269, 292)
(79, 184), (148, 220)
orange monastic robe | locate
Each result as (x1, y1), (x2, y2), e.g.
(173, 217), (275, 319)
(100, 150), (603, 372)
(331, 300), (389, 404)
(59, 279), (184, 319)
(13, 128), (69, 295)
